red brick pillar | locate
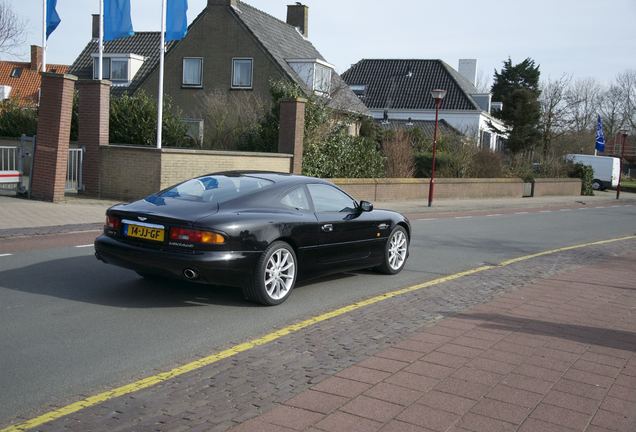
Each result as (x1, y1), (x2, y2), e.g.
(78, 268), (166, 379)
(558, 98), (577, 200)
(77, 79), (111, 197)
(278, 97), (306, 174)
(31, 73), (77, 202)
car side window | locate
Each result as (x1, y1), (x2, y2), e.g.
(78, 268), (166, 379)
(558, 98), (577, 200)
(307, 184), (357, 213)
(280, 187), (311, 211)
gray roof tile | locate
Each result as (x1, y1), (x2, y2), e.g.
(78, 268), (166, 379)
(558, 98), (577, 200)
(341, 59), (481, 111)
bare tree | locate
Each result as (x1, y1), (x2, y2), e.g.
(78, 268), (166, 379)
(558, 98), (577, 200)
(615, 70), (636, 131)
(0, 0), (25, 55)
(539, 75), (573, 155)
(598, 84), (626, 142)
(564, 78), (601, 134)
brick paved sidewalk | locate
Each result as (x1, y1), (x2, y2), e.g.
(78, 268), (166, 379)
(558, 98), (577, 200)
(229, 255), (636, 432)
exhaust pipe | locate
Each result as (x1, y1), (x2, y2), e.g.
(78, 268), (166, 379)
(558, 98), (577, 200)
(183, 268), (199, 280)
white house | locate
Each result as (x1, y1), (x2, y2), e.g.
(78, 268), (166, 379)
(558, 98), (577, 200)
(342, 59), (508, 151)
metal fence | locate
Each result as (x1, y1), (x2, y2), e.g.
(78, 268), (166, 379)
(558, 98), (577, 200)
(0, 146), (19, 171)
(66, 147), (84, 192)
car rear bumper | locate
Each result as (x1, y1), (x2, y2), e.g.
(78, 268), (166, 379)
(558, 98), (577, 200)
(94, 235), (260, 287)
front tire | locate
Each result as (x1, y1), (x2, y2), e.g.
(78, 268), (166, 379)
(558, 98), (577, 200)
(376, 226), (409, 274)
(243, 241), (297, 306)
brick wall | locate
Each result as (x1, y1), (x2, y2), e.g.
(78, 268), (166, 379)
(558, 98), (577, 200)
(77, 80), (111, 196)
(99, 145), (292, 200)
(533, 178), (581, 197)
(99, 146), (162, 200)
(30, 73), (76, 202)
(331, 178), (581, 202)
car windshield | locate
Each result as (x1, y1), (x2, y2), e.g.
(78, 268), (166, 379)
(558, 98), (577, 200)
(156, 175), (273, 203)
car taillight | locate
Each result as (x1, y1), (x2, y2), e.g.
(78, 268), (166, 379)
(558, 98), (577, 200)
(106, 215), (121, 230)
(169, 227), (225, 244)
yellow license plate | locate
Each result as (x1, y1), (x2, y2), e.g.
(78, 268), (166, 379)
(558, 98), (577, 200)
(125, 224), (165, 242)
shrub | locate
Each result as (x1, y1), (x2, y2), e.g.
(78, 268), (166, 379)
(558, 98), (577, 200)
(110, 91), (191, 147)
(568, 162), (594, 196)
(470, 150), (503, 178)
(382, 129), (415, 178)
(303, 128), (385, 178)
(414, 152), (453, 178)
(0, 99), (37, 137)
(504, 154), (535, 182)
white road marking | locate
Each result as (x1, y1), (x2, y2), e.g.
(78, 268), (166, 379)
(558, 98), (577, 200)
(514, 211), (529, 215)
(486, 214), (504, 217)
(455, 216), (473, 219)
(74, 244), (94, 248)
(0, 253), (12, 257)
(540, 210), (552, 213)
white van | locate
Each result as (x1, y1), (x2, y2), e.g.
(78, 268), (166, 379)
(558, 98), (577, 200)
(565, 154), (621, 190)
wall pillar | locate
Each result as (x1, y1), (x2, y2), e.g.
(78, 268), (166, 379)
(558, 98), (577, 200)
(31, 73), (77, 202)
(278, 97), (306, 174)
(77, 79), (111, 197)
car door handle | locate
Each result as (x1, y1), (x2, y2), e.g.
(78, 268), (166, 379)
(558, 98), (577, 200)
(321, 224), (333, 232)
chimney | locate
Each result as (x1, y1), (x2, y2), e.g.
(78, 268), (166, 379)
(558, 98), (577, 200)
(286, 3), (308, 37)
(92, 14), (100, 40)
(458, 59), (477, 86)
(208, 0), (239, 7)
(30, 45), (43, 71)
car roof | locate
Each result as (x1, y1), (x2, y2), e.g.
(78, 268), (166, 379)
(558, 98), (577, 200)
(200, 171), (331, 186)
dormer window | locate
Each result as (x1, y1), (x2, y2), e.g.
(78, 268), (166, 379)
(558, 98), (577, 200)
(10, 67), (22, 78)
(91, 53), (145, 86)
(287, 59), (334, 95)
(350, 84), (367, 97)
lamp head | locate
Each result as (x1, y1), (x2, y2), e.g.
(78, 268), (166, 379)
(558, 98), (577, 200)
(430, 89), (447, 100)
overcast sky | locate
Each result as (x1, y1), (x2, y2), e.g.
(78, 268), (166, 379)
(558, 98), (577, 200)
(7, 0), (636, 86)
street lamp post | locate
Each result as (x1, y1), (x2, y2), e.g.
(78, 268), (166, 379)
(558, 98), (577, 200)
(616, 129), (628, 200)
(428, 89), (447, 207)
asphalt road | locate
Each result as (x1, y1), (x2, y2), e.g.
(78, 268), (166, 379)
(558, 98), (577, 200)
(1, 204), (635, 426)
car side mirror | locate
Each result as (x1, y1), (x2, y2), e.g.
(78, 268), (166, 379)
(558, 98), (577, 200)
(359, 201), (373, 212)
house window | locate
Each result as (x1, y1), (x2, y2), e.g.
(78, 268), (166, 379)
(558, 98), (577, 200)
(93, 58), (111, 79)
(10, 67), (22, 78)
(314, 64), (331, 94)
(232, 58), (253, 89)
(110, 59), (128, 81)
(350, 84), (367, 97)
(182, 58), (202, 87)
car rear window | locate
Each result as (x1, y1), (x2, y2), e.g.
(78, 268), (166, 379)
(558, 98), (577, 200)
(158, 175), (273, 203)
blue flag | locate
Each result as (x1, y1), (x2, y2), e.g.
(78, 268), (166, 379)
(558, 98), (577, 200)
(104, 0), (134, 41)
(166, 0), (188, 41)
(46, 0), (61, 39)
(595, 114), (605, 153)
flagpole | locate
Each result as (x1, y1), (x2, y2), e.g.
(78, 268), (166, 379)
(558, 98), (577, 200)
(98, 0), (103, 80)
(156, 0), (166, 149)
(42, 0), (47, 72)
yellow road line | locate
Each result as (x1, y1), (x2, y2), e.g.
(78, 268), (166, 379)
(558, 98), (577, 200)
(3, 234), (635, 432)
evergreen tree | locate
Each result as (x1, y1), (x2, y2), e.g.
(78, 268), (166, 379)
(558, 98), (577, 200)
(491, 58), (541, 154)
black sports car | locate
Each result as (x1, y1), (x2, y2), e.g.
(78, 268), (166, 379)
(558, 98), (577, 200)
(95, 172), (410, 305)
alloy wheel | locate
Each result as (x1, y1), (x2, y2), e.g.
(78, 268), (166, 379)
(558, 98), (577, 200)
(264, 248), (296, 300)
(388, 230), (407, 271)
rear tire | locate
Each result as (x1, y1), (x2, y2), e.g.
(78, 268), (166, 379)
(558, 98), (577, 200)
(242, 241), (297, 306)
(592, 179), (603, 191)
(375, 226), (409, 275)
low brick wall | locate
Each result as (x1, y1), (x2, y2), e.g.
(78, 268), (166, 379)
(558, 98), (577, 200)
(98, 145), (292, 200)
(159, 148), (291, 189)
(533, 178), (581, 197)
(331, 178), (525, 202)
(331, 178), (582, 202)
